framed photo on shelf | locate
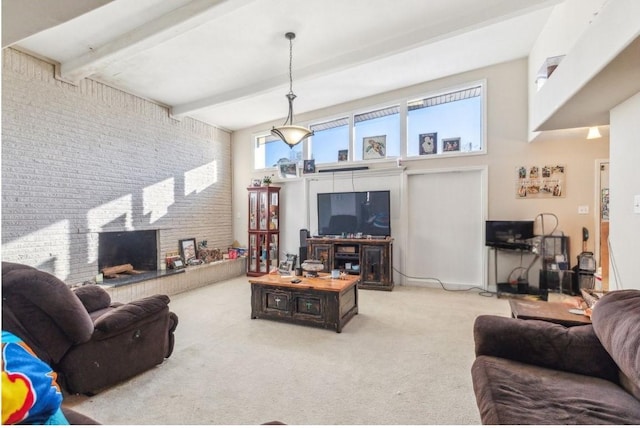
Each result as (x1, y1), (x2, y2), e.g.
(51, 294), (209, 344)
(419, 132), (437, 155)
(338, 149), (348, 161)
(363, 135), (386, 159)
(303, 159), (316, 174)
(179, 238), (197, 263)
(278, 260), (294, 276)
(442, 137), (461, 152)
(278, 161), (298, 179)
(250, 178), (262, 187)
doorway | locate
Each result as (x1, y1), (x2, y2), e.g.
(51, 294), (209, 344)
(595, 160), (609, 290)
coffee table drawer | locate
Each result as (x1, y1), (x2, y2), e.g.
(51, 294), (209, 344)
(265, 290), (290, 312)
(294, 295), (322, 316)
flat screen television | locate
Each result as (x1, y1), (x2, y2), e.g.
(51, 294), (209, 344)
(317, 191), (391, 237)
(485, 220), (534, 249)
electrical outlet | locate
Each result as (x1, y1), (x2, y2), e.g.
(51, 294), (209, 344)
(578, 205), (589, 215)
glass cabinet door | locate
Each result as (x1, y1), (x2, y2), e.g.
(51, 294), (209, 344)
(259, 234), (268, 272)
(270, 234), (279, 268)
(249, 234), (258, 272)
(259, 191), (268, 230)
(249, 192), (257, 230)
(269, 191), (279, 230)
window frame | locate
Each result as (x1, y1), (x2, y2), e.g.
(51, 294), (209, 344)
(252, 79), (487, 171)
(406, 79), (486, 159)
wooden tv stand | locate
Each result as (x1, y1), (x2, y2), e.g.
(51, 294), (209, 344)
(306, 236), (394, 291)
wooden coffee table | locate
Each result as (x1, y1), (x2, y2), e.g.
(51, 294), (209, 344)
(249, 274), (359, 333)
(509, 299), (592, 327)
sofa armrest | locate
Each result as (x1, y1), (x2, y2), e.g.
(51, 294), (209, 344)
(474, 315), (619, 382)
(73, 285), (112, 313)
(93, 295), (170, 333)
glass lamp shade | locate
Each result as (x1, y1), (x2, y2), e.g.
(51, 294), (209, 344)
(271, 125), (313, 149)
(586, 127), (602, 139)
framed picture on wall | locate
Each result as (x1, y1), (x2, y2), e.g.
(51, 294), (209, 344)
(363, 135), (386, 159)
(278, 161), (298, 179)
(515, 164), (565, 198)
(419, 132), (437, 155)
(338, 149), (348, 161)
(303, 159), (316, 174)
(442, 137), (461, 152)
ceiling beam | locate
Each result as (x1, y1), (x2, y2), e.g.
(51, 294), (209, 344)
(172, 0), (560, 118)
(2, 0), (114, 48)
(59, 0), (257, 83)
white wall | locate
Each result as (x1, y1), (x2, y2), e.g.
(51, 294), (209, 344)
(609, 91), (640, 290)
(232, 58), (609, 287)
(2, 49), (233, 283)
(528, 0), (608, 137)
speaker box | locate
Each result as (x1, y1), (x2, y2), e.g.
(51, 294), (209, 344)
(299, 229), (310, 247)
(299, 246), (308, 263)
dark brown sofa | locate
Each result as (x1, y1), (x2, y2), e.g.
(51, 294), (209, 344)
(2, 261), (178, 395)
(471, 289), (640, 425)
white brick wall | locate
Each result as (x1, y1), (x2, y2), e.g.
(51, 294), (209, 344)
(2, 48), (234, 284)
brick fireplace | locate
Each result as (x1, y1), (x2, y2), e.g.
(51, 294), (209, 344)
(98, 230), (158, 272)
(98, 230), (163, 287)
(2, 49), (234, 286)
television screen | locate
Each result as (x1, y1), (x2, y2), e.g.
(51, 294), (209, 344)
(485, 220), (534, 249)
(317, 191), (391, 237)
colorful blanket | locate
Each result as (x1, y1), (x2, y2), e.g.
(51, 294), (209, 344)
(1, 331), (68, 425)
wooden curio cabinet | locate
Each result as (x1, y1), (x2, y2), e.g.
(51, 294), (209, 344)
(247, 186), (280, 276)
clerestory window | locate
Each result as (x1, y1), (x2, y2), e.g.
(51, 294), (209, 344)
(253, 81), (485, 171)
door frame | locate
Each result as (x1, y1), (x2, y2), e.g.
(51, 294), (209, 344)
(594, 158), (609, 288)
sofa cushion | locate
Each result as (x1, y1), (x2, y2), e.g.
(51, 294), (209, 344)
(94, 295), (170, 333)
(472, 355), (640, 425)
(474, 315), (618, 382)
(592, 289), (640, 401)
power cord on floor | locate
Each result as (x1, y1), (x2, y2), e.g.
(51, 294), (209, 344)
(393, 267), (495, 298)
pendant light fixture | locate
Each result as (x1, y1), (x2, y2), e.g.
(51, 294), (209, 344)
(271, 32), (313, 149)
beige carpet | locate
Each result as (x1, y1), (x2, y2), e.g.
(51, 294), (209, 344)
(64, 276), (509, 425)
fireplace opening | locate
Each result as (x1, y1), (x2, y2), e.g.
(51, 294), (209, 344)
(98, 230), (158, 274)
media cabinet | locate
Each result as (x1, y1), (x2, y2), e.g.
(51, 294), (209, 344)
(306, 237), (394, 291)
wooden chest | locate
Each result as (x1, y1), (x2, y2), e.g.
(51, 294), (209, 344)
(249, 274), (359, 333)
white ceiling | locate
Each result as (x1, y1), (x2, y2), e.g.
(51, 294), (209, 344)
(4, 0), (561, 132)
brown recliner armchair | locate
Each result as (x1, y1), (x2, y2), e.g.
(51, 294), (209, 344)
(2, 262), (178, 395)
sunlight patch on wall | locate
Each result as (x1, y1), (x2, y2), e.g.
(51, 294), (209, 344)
(3, 220), (70, 279)
(87, 195), (133, 263)
(143, 177), (175, 224)
(184, 161), (217, 196)
(87, 195), (133, 232)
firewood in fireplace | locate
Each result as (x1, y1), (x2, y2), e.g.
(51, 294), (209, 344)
(101, 264), (134, 278)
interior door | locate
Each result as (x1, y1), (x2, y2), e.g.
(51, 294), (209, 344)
(405, 168), (485, 289)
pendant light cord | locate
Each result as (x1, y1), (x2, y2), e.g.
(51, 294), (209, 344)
(283, 32), (296, 126)
(288, 34), (294, 96)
